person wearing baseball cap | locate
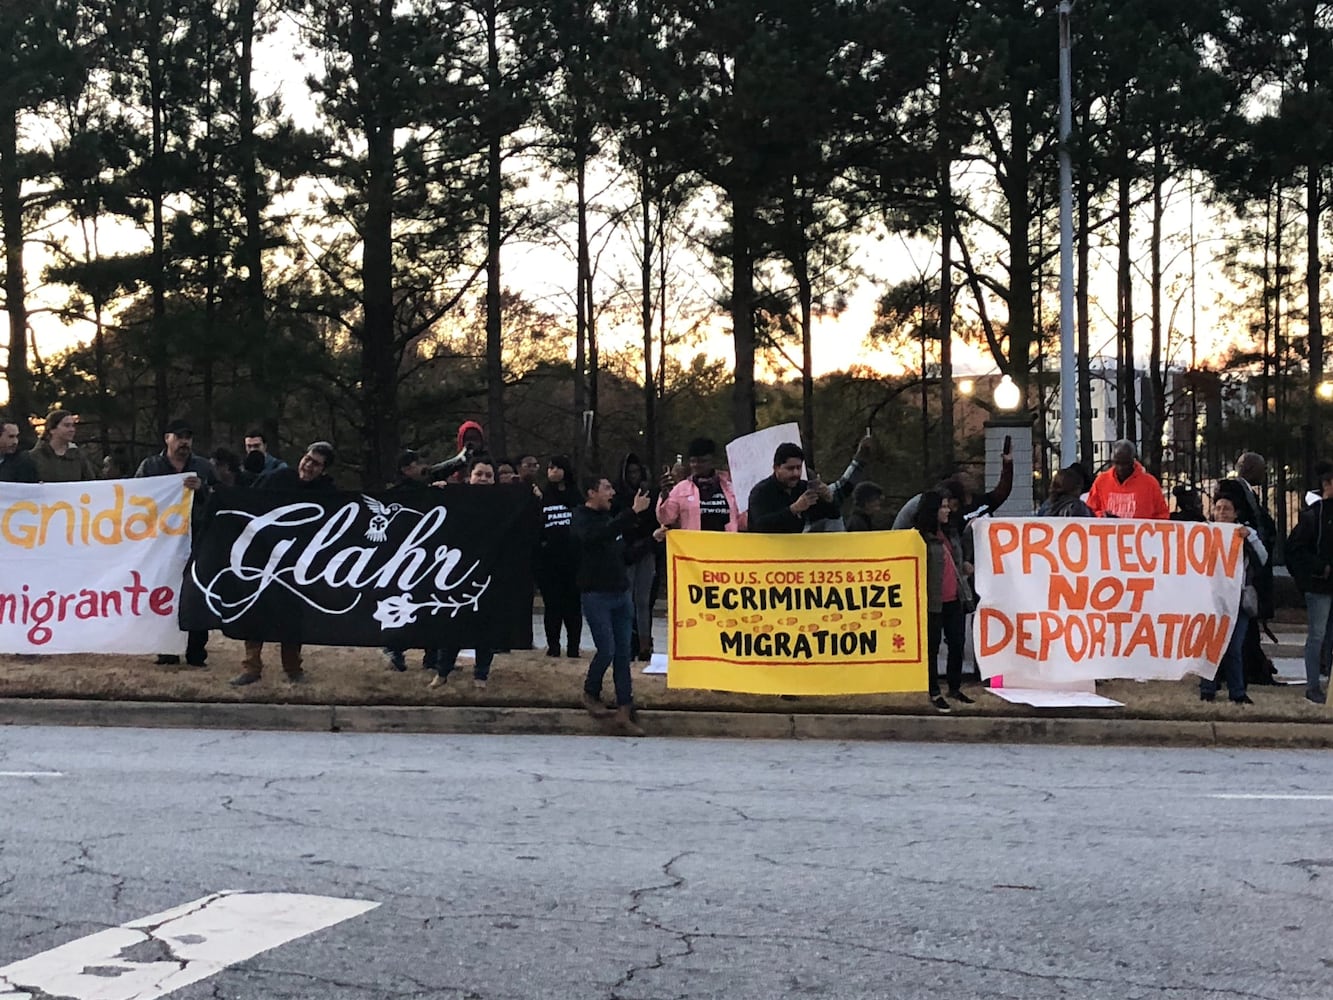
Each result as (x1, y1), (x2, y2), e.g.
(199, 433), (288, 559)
(134, 417), (219, 667)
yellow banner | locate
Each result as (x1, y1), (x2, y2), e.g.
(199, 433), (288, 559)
(666, 530), (928, 695)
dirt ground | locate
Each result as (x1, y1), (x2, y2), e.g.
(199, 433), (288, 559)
(0, 635), (1329, 724)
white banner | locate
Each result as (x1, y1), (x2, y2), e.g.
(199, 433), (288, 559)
(0, 477), (194, 654)
(972, 518), (1244, 682)
(725, 423), (805, 515)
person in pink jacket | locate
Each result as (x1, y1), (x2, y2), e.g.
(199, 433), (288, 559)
(656, 437), (746, 532)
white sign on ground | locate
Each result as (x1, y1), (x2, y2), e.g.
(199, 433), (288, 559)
(986, 688), (1124, 709)
(725, 423), (805, 516)
(0, 890), (378, 1000)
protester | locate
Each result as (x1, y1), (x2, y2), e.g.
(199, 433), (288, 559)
(1284, 465), (1333, 705)
(572, 474), (652, 736)
(1200, 481), (1264, 704)
(747, 442), (840, 533)
(243, 429), (287, 476)
(657, 436), (743, 532)
(1234, 452), (1281, 685)
(1169, 484), (1207, 522)
(240, 448), (268, 486)
(29, 409), (98, 482)
(806, 433), (873, 531)
(893, 440), (1014, 529)
(537, 454), (583, 657)
(496, 459), (518, 484)
(916, 490), (975, 712)
(614, 452), (661, 659)
(516, 453), (541, 486)
(229, 441), (337, 687)
(211, 447), (242, 487)
(382, 449), (435, 672)
(429, 455), (501, 689)
(1037, 467), (1094, 517)
(845, 481), (885, 532)
(1085, 440), (1169, 519)
(133, 419), (218, 668)
(0, 415), (37, 483)
(102, 448), (132, 480)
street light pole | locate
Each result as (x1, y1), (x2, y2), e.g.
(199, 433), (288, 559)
(1058, 0), (1077, 468)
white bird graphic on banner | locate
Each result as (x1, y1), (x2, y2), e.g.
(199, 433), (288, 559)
(362, 496), (405, 542)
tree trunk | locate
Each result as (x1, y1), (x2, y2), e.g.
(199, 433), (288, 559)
(729, 194), (757, 439)
(639, 166), (656, 475)
(359, 0), (399, 487)
(148, 0), (169, 436)
(0, 105), (32, 439)
(1305, 0), (1324, 457)
(1116, 148), (1136, 444)
(1146, 135), (1166, 479)
(484, 0), (506, 463)
(1003, 33), (1033, 400)
(938, 155), (955, 470)
(237, 0), (272, 443)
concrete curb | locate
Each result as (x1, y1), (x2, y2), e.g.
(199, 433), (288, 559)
(0, 698), (1329, 747)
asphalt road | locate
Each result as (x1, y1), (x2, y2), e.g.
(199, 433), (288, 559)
(1, 727), (1330, 1000)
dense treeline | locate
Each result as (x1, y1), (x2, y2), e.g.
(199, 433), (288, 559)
(0, 0), (1329, 488)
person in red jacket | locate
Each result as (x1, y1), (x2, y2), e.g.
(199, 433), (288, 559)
(1086, 440), (1169, 519)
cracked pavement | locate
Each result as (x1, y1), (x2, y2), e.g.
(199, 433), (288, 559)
(1, 727), (1331, 998)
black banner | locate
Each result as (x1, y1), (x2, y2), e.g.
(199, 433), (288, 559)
(180, 485), (538, 647)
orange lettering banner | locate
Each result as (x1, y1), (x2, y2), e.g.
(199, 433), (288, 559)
(972, 518), (1245, 682)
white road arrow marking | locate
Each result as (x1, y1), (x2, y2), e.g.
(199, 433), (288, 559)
(0, 890), (378, 1000)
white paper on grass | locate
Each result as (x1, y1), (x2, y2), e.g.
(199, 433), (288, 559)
(986, 688), (1124, 708)
(726, 423), (805, 515)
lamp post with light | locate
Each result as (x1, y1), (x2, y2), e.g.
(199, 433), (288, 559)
(985, 374), (1036, 513)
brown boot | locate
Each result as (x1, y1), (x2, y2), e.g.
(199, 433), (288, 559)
(280, 643), (304, 681)
(230, 642), (265, 686)
(610, 705), (645, 737)
(581, 691), (612, 718)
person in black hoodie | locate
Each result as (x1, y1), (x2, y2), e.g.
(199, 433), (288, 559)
(230, 441), (337, 687)
(1285, 465), (1333, 704)
(537, 454), (583, 657)
(614, 452), (661, 659)
(572, 475), (651, 736)
(747, 442), (839, 533)
(381, 450), (435, 672)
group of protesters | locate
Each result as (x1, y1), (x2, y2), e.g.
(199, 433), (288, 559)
(3, 407), (1326, 727)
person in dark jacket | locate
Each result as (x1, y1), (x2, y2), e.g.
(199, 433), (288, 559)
(1285, 465), (1333, 704)
(537, 454), (583, 656)
(845, 481), (884, 532)
(613, 452), (661, 659)
(229, 441), (337, 687)
(429, 455), (501, 690)
(382, 449), (434, 672)
(134, 418), (219, 667)
(917, 490), (975, 713)
(746, 442), (840, 533)
(1169, 484), (1207, 522)
(572, 474), (651, 736)
(0, 415), (38, 483)
(1037, 467), (1095, 517)
(893, 445), (1015, 529)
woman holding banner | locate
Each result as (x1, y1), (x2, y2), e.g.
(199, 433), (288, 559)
(1201, 481), (1265, 705)
(916, 491), (975, 712)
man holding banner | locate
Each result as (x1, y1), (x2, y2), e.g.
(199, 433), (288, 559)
(134, 419), (217, 667)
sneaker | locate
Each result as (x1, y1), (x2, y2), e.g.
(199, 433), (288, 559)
(184, 657), (208, 668)
(428, 674), (448, 689)
(545, 647), (559, 657)
(1230, 694), (1254, 705)
(930, 696), (951, 713)
(473, 678), (487, 690)
(948, 690), (974, 705)
(383, 650), (406, 672)
(1306, 690), (1327, 705)
(566, 647), (581, 658)
(285, 671), (307, 685)
(155, 654), (181, 666)
(580, 691), (613, 718)
(1200, 689), (1216, 702)
(229, 672), (261, 687)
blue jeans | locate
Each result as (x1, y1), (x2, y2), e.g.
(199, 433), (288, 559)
(582, 589), (634, 706)
(435, 645), (494, 681)
(1203, 610), (1248, 701)
(1304, 593), (1333, 697)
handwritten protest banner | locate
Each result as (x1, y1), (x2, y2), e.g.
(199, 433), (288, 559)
(666, 530), (927, 695)
(972, 518), (1245, 682)
(0, 477), (194, 654)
